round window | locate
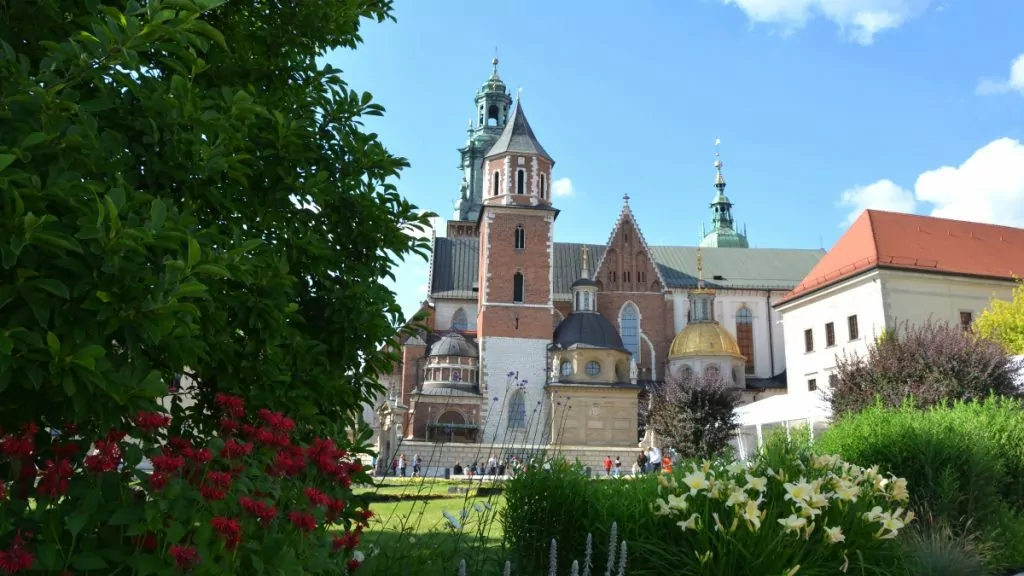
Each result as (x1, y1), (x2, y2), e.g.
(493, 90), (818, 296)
(560, 361), (572, 377)
(585, 360), (601, 376)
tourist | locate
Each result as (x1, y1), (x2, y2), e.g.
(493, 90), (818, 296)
(613, 456), (622, 478)
(453, 461), (463, 475)
(603, 455), (613, 477)
(487, 454), (497, 476)
(398, 453), (407, 477)
(649, 446), (662, 474)
(636, 450), (647, 476)
(412, 454), (422, 477)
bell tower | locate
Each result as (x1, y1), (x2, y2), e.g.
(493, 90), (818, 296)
(476, 95), (558, 443)
(450, 58), (514, 232)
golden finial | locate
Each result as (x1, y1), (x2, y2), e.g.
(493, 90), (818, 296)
(714, 137), (726, 188)
(696, 247), (705, 289)
(581, 245), (590, 273)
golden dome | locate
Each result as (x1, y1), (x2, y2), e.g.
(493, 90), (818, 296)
(669, 322), (744, 359)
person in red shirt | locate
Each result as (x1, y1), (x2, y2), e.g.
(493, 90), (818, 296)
(603, 455), (613, 477)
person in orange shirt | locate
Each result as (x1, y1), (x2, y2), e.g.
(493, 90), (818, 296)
(661, 454), (673, 474)
(603, 455), (613, 477)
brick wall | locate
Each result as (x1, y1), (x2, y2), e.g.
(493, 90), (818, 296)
(598, 292), (674, 380)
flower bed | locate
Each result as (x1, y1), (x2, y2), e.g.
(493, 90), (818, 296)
(0, 394), (370, 574)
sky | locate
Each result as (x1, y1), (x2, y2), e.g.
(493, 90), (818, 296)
(324, 0), (1024, 321)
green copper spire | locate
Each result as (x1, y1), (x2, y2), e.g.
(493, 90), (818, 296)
(699, 141), (749, 249)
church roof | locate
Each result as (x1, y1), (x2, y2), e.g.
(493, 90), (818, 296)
(778, 210), (1024, 306)
(430, 237), (825, 301)
(484, 100), (553, 162)
(552, 312), (626, 352)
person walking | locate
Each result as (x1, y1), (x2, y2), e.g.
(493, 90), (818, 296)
(635, 450), (647, 476)
(603, 455), (613, 477)
(649, 445), (662, 474)
(398, 453), (407, 477)
(613, 456), (622, 478)
(412, 454), (422, 477)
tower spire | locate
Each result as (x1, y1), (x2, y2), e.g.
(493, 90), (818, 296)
(697, 247), (704, 289)
(699, 137), (749, 249)
(581, 245), (591, 279)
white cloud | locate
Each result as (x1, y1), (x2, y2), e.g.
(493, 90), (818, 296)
(720, 0), (932, 45)
(976, 53), (1024, 96)
(838, 138), (1024, 228)
(551, 177), (575, 197)
(837, 179), (917, 226)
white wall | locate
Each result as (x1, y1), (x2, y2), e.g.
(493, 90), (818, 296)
(879, 270), (1014, 329)
(479, 337), (550, 445)
(434, 299), (479, 331)
(777, 272), (887, 397)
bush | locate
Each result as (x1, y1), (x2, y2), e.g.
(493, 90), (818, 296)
(816, 399), (1024, 570)
(647, 374), (739, 459)
(502, 443), (910, 576)
(0, 394), (370, 574)
(827, 320), (1021, 418)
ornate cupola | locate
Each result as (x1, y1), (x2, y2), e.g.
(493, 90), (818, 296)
(570, 245), (599, 313)
(482, 96), (555, 208)
(700, 142), (750, 249)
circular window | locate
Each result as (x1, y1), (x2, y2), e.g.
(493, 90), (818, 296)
(560, 361), (572, 377)
(585, 361), (601, 376)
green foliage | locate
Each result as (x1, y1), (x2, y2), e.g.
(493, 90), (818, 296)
(0, 0), (431, 441)
(828, 320), (1021, 418)
(898, 513), (994, 576)
(647, 374), (739, 459)
(817, 399), (1024, 570)
(975, 279), (1024, 355)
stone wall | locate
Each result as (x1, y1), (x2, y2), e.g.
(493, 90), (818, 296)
(383, 440), (638, 478)
(479, 336), (551, 444)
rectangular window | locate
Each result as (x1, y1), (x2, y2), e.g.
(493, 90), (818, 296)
(825, 322), (835, 347)
(960, 311), (973, 331)
(513, 272), (524, 303)
(847, 315), (859, 341)
(828, 374), (838, 389)
(808, 379), (817, 392)
(736, 322), (755, 375)
(804, 329), (814, 353)
(625, 271), (631, 283)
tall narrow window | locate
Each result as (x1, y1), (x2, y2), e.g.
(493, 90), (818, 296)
(516, 169), (525, 194)
(513, 272), (524, 303)
(507, 391), (526, 429)
(804, 329), (814, 353)
(959, 311), (973, 332)
(735, 306), (755, 375)
(847, 315), (860, 340)
(492, 171), (499, 196)
(540, 174), (546, 199)
(583, 292), (591, 311)
(451, 308), (468, 331)
(808, 379), (817, 392)
(620, 303), (640, 361)
(574, 292), (581, 311)
(825, 322), (836, 347)
(514, 225), (525, 250)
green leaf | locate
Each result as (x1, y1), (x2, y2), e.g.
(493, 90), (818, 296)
(187, 237), (200, 269)
(46, 331), (59, 353)
(138, 370), (167, 397)
(108, 506), (144, 526)
(129, 554), (164, 576)
(187, 20), (227, 51)
(72, 552), (108, 571)
(0, 154), (15, 172)
(0, 334), (13, 355)
(66, 509), (89, 536)
(193, 263), (229, 278)
(36, 543), (59, 570)
(150, 198), (167, 230)
(20, 132), (47, 148)
(62, 372), (76, 396)
(173, 280), (208, 298)
(166, 520), (186, 543)
(34, 278), (70, 299)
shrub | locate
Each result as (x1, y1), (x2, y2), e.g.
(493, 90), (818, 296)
(0, 394), (370, 574)
(647, 374), (739, 459)
(974, 279), (1024, 355)
(898, 512), (994, 576)
(828, 319), (1021, 417)
(816, 399), (1024, 570)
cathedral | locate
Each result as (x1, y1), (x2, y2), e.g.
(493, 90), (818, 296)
(372, 59), (825, 458)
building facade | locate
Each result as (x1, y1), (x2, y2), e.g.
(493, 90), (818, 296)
(776, 209), (1024, 398)
(372, 60), (826, 464)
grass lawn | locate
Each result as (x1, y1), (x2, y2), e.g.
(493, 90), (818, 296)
(356, 479), (509, 576)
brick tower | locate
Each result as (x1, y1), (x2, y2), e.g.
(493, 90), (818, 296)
(476, 96), (558, 444)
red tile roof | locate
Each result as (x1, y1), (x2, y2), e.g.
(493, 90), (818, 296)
(778, 210), (1024, 305)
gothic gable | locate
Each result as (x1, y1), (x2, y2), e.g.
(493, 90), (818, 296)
(593, 199), (667, 293)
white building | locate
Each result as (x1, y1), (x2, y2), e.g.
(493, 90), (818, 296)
(776, 209), (1024, 398)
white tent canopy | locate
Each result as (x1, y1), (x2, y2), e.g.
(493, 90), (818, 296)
(732, 393), (832, 460)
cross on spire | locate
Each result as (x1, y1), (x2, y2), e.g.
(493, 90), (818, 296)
(623, 193), (630, 204)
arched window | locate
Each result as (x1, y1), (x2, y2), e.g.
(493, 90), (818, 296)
(487, 105), (499, 126)
(492, 171), (499, 196)
(516, 169), (525, 194)
(705, 364), (720, 380)
(619, 303), (640, 361)
(679, 365), (694, 381)
(507, 391), (526, 429)
(540, 174), (547, 199)
(736, 306), (755, 375)
(583, 291), (591, 311)
(574, 291), (581, 311)
(451, 308), (468, 332)
(513, 272), (524, 303)
(514, 225), (525, 250)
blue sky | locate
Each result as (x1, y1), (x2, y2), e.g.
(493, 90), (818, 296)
(325, 0), (1024, 321)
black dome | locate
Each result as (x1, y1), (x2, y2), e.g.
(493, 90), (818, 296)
(570, 278), (598, 289)
(428, 333), (478, 358)
(552, 313), (625, 351)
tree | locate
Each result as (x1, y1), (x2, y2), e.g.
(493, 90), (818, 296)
(974, 279), (1024, 355)
(647, 373), (739, 459)
(0, 0), (431, 441)
(827, 319), (1022, 417)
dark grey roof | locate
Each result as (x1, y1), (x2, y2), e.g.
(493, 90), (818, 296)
(427, 332), (478, 358)
(484, 101), (553, 162)
(570, 277), (598, 289)
(552, 313), (626, 352)
(415, 387), (482, 398)
(431, 237), (824, 301)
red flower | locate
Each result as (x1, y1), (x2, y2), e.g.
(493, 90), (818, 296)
(83, 440), (121, 474)
(211, 516), (242, 549)
(168, 544), (200, 571)
(105, 429), (126, 443)
(52, 442), (79, 460)
(0, 532), (34, 573)
(347, 558), (361, 573)
(257, 409), (295, 432)
(240, 496), (278, 524)
(0, 428), (34, 458)
(218, 418), (239, 435)
(167, 437), (191, 454)
(332, 530), (360, 551)
(270, 446), (306, 477)
(151, 453), (186, 474)
(132, 532), (158, 551)
(357, 509), (374, 526)
(220, 438), (252, 460)
(38, 459), (74, 498)
(150, 473), (170, 491)
(214, 394), (245, 418)
(288, 511), (316, 532)
(326, 498), (347, 522)
(133, 411), (171, 435)
(304, 487), (330, 507)
(199, 471), (233, 501)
